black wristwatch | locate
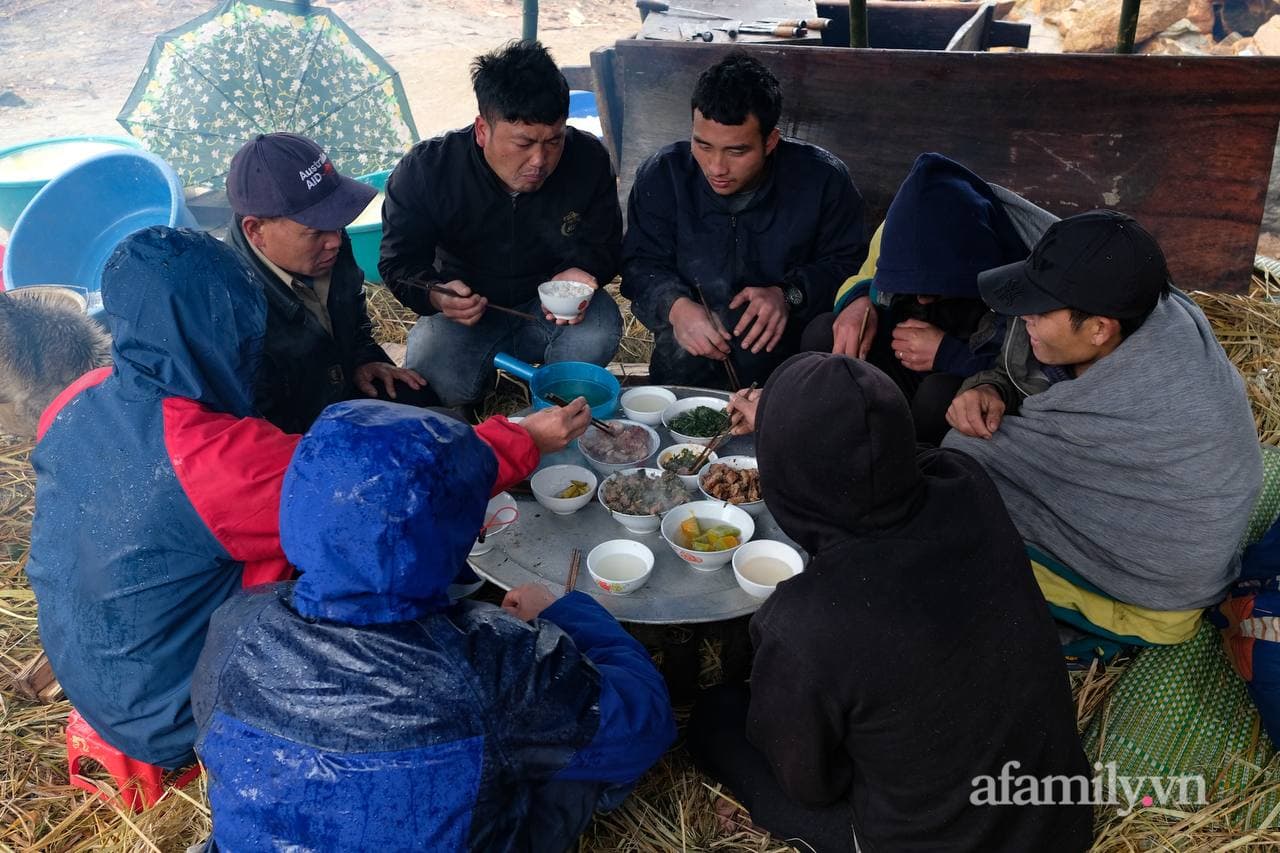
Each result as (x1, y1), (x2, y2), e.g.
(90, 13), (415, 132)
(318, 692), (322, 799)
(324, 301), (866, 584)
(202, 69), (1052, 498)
(781, 284), (804, 310)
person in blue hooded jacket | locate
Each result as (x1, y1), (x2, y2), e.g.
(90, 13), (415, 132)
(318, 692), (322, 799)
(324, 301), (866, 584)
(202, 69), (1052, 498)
(190, 400), (677, 852)
(729, 153), (1036, 444)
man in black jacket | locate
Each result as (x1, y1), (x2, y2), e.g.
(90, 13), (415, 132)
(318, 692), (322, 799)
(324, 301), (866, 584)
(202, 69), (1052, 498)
(622, 52), (867, 389)
(226, 133), (433, 434)
(379, 41), (623, 407)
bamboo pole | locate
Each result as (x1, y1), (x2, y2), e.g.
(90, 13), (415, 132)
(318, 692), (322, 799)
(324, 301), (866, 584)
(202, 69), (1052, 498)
(523, 0), (539, 41)
(1116, 0), (1141, 53)
(848, 0), (868, 48)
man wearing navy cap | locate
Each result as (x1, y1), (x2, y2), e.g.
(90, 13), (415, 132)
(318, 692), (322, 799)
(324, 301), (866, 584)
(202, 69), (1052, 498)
(227, 132), (435, 434)
(943, 210), (1261, 656)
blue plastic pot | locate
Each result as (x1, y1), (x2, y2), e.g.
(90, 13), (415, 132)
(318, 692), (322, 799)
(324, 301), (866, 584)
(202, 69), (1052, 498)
(493, 353), (619, 420)
(348, 169), (389, 283)
(0, 135), (143, 232)
(2, 149), (195, 309)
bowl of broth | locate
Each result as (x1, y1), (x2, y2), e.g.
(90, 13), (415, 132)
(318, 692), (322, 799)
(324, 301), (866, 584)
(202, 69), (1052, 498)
(621, 386), (676, 426)
(587, 540), (655, 595)
(732, 540), (804, 598)
(660, 500), (755, 571)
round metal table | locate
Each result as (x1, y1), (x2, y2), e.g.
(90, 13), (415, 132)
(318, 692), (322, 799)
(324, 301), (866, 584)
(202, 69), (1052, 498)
(467, 386), (803, 624)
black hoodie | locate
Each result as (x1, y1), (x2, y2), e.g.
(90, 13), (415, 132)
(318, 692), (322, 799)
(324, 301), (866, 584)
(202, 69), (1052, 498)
(748, 353), (1093, 853)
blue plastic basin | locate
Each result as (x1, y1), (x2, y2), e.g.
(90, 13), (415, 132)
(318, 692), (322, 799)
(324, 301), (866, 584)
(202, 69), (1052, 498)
(348, 169), (389, 283)
(2, 149), (195, 308)
(493, 353), (620, 420)
(0, 135), (143, 232)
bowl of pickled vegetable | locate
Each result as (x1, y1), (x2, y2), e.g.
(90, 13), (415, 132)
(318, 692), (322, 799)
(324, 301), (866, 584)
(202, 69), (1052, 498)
(530, 464), (597, 515)
(661, 397), (730, 446)
(660, 499), (755, 571)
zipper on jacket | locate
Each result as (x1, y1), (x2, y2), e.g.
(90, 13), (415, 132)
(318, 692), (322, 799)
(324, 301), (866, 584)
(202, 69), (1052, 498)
(508, 194), (518, 278)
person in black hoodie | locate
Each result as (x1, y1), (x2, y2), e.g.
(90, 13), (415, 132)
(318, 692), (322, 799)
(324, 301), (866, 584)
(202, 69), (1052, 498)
(688, 353), (1093, 853)
(379, 41), (623, 407)
(226, 133), (436, 435)
(621, 52), (866, 390)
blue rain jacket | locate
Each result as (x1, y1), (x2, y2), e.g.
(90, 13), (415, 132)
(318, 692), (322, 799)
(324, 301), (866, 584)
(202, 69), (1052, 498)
(191, 401), (676, 852)
(26, 227), (299, 769)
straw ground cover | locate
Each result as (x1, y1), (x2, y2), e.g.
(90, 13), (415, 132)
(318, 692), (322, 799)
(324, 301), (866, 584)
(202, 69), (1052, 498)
(3, 277), (1280, 849)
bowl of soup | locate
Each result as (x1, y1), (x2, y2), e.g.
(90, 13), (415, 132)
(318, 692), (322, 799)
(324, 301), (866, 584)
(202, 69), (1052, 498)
(587, 540), (654, 595)
(732, 540), (804, 598)
(620, 386), (676, 426)
(659, 499), (755, 571)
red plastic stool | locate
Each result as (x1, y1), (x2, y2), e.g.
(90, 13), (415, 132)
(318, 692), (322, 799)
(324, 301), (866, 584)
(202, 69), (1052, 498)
(66, 708), (201, 811)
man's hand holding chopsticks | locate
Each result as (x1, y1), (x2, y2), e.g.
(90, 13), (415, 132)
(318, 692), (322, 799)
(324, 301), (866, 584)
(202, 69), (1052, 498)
(518, 396), (592, 453)
(429, 279), (488, 326)
(669, 296), (732, 360)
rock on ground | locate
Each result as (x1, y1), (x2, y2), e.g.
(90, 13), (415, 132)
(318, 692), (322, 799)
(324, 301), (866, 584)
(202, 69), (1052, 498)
(1062, 0), (1190, 52)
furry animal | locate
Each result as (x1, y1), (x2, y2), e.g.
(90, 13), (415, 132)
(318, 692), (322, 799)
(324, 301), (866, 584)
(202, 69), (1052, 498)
(0, 288), (110, 437)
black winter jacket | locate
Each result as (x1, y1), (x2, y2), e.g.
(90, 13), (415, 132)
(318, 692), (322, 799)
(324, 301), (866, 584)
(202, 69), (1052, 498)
(621, 139), (867, 332)
(227, 221), (390, 435)
(378, 126), (622, 315)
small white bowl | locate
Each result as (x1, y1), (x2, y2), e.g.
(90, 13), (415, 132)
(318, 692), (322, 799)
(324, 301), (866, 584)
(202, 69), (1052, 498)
(529, 465), (597, 515)
(621, 386), (677, 426)
(587, 540), (655, 595)
(698, 455), (765, 516)
(578, 419), (660, 475)
(470, 491), (517, 556)
(732, 540), (804, 599)
(658, 442), (719, 491)
(660, 499), (755, 572)
(538, 279), (595, 320)
(597, 467), (687, 534)
(661, 396), (731, 446)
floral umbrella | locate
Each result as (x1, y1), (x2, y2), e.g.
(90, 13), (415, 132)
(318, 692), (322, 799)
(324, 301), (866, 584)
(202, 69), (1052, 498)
(118, 0), (418, 187)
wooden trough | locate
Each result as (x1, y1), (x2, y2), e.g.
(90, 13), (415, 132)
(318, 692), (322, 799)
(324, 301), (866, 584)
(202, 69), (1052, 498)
(584, 41), (1280, 293)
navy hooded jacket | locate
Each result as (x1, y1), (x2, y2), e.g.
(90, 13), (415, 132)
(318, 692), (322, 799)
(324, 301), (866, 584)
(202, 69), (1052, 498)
(191, 401), (676, 852)
(27, 228), (299, 767)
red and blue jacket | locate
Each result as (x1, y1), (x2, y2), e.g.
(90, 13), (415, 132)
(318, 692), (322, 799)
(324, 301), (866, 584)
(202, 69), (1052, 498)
(27, 228), (537, 768)
(191, 401), (676, 851)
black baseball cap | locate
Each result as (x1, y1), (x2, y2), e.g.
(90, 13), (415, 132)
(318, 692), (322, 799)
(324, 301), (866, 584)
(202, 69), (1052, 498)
(226, 133), (376, 231)
(977, 210), (1170, 319)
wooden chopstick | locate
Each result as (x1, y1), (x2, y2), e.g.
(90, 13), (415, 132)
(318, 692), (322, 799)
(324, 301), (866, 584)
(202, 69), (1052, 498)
(692, 381), (758, 471)
(424, 282), (540, 322)
(564, 547), (582, 594)
(692, 280), (740, 391)
(543, 391), (617, 436)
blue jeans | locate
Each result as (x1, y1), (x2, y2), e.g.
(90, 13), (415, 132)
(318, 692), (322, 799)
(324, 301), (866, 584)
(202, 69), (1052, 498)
(404, 293), (623, 406)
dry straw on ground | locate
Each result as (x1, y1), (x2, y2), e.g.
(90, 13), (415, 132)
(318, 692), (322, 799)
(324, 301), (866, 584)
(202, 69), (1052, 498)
(4, 271), (1280, 850)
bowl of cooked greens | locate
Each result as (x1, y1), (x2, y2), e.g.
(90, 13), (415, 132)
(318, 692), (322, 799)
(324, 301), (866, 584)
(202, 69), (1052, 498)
(661, 396), (731, 446)
(529, 464), (597, 515)
(660, 500), (755, 571)
(597, 468), (691, 534)
(658, 442), (720, 491)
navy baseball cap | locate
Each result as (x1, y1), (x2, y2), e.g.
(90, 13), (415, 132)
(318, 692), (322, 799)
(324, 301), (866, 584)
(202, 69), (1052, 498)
(226, 133), (376, 231)
(977, 210), (1169, 319)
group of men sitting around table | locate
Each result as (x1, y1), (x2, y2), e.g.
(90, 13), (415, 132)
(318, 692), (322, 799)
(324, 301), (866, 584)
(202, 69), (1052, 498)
(21, 37), (1263, 853)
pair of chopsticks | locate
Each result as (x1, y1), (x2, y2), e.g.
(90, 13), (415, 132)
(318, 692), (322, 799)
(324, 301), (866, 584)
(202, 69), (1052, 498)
(423, 282), (540, 322)
(564, 548), (582, 594)
(543, 391), (617, 436)
(692, 281), (741, 391)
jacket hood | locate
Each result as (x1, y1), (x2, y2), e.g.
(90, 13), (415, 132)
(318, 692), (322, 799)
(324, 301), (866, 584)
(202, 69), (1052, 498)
(874, 153), (1026, 299)
(103, 227), (266, 417)
(283, 400), (498, 626)
(755, 353), (925, 554)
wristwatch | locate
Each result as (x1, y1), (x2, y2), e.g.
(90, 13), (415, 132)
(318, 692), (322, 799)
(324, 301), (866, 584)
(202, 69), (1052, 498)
(781, 284), (804, 310)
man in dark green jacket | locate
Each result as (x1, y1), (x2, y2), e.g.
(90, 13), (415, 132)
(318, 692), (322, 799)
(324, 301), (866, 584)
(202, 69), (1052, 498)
(227, 133), (434, 434)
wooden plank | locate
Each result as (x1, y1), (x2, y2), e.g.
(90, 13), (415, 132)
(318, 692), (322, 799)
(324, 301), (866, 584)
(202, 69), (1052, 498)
(638, 0), (824, 44)
(560, 64), (594, 91)
(590, 47), (624, 170)
(605, 41), (1280, 292)
(989, 19), (1031, 49)
(944, 3), (994, 51)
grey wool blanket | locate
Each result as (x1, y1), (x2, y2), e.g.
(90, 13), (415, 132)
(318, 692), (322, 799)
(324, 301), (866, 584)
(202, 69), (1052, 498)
(945, 290), (1261, 610)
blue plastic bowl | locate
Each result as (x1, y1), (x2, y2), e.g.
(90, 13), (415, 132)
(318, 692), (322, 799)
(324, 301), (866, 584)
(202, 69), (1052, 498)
(2, 149), (195, 307)
(348, 169), (389, 283)
(0, 135), (143, 232)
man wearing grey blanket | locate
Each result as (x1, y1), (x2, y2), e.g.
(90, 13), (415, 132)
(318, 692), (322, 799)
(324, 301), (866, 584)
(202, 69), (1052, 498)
(945, 210), (1261, 655)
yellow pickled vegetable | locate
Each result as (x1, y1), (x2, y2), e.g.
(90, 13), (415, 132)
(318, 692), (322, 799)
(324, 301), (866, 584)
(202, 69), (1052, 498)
(555, 480), (589, 499)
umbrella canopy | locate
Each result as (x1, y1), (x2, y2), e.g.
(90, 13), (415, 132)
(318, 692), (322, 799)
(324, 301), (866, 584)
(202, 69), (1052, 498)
(118, 0), (418, 187)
